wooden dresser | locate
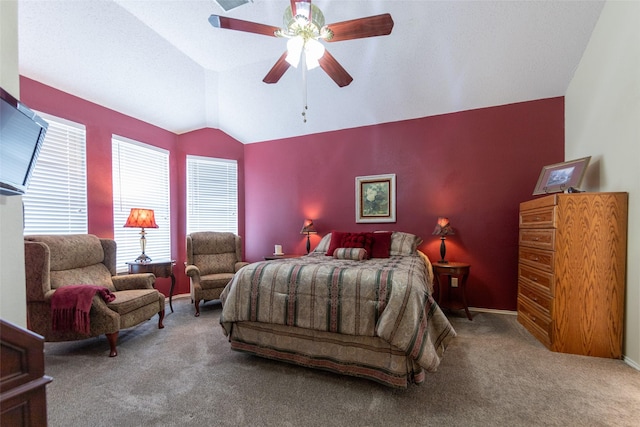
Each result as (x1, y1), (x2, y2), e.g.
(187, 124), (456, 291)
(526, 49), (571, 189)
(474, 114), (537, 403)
(1, 319), (52, 426)
(517, 192), (628, 358)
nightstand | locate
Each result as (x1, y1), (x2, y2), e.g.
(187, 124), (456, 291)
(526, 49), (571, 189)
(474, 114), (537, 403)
(432, 261), (472, 320)
(264, 254), (303, 260)
(126, 259), (176, 313)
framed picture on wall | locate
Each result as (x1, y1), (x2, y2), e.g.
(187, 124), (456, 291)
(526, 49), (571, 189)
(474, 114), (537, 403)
(355, 174), (396, 223)
(533, 156), (591, 195)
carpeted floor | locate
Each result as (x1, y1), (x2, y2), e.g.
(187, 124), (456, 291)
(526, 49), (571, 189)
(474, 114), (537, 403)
(43, 297), (640, 427)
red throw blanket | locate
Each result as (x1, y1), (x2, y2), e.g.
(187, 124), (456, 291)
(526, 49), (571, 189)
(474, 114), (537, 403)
(51, 285), (116, 334)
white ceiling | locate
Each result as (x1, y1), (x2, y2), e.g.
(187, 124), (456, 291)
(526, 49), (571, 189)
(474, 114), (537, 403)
(17, 0), (605, 144)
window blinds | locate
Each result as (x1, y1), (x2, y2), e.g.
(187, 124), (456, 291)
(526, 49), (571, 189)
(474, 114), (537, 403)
(22, 113), (88, 235)
(112, 136), (171, 272)
(186, 155), (238, 235)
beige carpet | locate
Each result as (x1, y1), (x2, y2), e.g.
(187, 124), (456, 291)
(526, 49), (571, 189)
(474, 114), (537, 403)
(43, 297), (640, 426)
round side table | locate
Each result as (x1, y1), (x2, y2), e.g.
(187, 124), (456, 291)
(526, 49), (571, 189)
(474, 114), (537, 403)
(432, 261), (472, 320)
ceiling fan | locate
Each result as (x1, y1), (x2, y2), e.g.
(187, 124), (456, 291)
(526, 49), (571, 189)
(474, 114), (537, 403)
(208, 0), (394, 87)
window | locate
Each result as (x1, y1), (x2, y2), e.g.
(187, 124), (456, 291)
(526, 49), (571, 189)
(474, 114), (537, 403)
(22, 113), (88, 235)
(186, 155), (238, 235)
(112, 136), (171, 272)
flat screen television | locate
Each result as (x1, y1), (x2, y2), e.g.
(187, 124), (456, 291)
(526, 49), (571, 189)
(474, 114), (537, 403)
(0, 87), (48, 196)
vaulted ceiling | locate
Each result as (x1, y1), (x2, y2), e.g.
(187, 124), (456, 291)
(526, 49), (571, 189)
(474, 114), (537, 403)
(18, 0), (605, 143)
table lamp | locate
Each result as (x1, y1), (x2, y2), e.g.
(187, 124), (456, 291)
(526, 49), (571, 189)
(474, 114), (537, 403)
(124, 208), (159, 262)
(300, 219), (317, 254)
(432, 217), (454, 263)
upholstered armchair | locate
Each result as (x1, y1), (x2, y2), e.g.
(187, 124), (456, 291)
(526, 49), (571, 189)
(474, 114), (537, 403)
(24, 234), (165, 357)
(185, 232), (249, 317)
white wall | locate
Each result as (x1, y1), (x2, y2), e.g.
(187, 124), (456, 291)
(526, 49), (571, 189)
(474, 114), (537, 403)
(0, 0), (19, 94)
(566, 0), (640, 367)
(0, 0), (27, 327)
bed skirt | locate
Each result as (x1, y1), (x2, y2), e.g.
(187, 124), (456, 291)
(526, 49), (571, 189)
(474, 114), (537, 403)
(228, 321), (432, 388)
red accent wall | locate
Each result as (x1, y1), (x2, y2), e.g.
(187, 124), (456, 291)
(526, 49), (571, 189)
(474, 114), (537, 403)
(20, 76), (564, 311)
(244, 98), (564, 310)
(19, 77), (245, 298)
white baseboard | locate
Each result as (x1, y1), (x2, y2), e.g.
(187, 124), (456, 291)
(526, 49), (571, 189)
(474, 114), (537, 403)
(623, 356), (640, 371)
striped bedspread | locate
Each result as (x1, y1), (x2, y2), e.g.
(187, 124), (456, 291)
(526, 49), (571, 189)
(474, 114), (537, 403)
(220, 253), (456, 374)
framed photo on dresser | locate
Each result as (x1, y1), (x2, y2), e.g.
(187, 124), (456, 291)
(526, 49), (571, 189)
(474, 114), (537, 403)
(533, 156), (591, 195)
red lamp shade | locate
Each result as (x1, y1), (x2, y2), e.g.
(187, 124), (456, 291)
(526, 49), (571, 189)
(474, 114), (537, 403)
(124, 208), (159, 229)
(123, 208), (158, 263)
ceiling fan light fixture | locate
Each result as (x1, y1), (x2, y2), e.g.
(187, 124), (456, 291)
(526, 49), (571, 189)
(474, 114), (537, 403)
(283, 3), (324, 36)
(286, 37), (304, 67)
(294, 2), (311, 20)
(285, 36), (325, 70)
(305, 39), (325, 69)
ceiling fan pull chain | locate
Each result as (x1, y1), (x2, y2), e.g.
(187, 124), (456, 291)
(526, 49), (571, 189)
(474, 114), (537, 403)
(302, 50), (308, 123)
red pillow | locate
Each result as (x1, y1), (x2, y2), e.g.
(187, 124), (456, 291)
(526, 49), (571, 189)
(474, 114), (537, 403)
(342, 233), (374, 258)
(371, 231), (392, 258)
(326, 231), (375, 259)
(326, 231), (347, 257)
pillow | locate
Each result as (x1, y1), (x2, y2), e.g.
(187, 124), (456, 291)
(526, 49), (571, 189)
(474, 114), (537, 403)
(342, 233), (374, 257)
(327, 231), (375, 259)
(333, 247), (367, 261)
(326, 231), (348, 257)
(312, 233), (333, 254)
(389, 231), (423, 256)
(371, 231), (392, 258)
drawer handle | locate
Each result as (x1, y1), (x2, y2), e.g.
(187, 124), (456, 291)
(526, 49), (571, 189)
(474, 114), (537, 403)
(532, 296), (538, 301)
(535, 216), (541, 221)
(533, 257), (540, 261)
(533, 237), (540, 241)
(529, 276), (538, 282)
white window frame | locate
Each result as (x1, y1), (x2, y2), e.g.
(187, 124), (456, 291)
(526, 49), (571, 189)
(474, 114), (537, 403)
(186, 155), (238, 235)
(22, 112), (88, 235)
(112, 136), (171, 272)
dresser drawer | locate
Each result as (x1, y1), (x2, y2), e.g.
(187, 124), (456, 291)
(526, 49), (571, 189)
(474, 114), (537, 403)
(519, 206), (556, 229)
(519, 229), (555, 250)
(518, 296), (552, 346)
(518, 280), (553, 315)
(518, 264), (554, 296)
(519, 247), (554, 273)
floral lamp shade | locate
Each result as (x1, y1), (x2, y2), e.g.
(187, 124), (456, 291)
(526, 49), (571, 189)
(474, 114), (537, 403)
(432, 217), (454, 263)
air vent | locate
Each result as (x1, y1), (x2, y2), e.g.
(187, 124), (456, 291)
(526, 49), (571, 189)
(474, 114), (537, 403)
(214, 0), (252, 12)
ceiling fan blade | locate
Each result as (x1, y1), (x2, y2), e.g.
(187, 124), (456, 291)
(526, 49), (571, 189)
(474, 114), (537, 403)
(318, 50), (353, 87)
(325, 14), (394, 42)
(263, 52), (291, 84)
(208, 15), (280, 37)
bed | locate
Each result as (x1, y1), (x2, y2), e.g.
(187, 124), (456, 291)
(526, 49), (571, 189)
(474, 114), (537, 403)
(219, 231), (456, 388)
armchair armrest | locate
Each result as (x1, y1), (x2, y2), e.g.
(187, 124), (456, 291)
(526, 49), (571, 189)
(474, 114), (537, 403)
(43, 289), (56, 303)
(24, 241), (52, 303)
(235, 261), (250, 272)
(112, 273), (155, 291)
(185, 264), (200, 278)
(185, 264), (200, 286)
